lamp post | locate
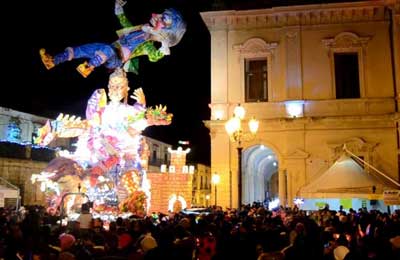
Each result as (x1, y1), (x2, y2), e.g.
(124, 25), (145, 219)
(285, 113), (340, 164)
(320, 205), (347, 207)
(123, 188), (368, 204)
(225, 104), (259, 208)
(205, 194), (210, 207)
(211, 173), (220, 207)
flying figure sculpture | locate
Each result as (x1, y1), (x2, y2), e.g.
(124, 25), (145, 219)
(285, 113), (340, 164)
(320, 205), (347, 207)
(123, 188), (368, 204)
(39, 0), (186, 77)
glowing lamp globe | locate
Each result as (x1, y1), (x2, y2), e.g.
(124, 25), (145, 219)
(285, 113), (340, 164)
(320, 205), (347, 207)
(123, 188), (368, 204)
(248, 118), (259, 134)
(225, 117), (241, 135)
(214, 109), (224, 120)
(212, 173), (220, 185)
(233, 104), (245, 119)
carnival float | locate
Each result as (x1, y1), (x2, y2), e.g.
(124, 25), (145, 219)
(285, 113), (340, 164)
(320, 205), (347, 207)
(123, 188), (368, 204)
(31, 0), (187, 220)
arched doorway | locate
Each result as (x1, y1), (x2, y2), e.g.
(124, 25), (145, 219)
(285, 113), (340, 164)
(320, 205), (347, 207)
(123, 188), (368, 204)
(243, 144), (279, 205)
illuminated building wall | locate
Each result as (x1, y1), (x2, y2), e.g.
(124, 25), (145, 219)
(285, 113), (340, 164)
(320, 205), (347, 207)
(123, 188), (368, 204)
(0, 106), (71, 149)
(147, 173), (192, 213)
(192, 163), (211, 207)
(147, 146), (193, 213)
(146, 136), (172, 172)
(0, 107), (74, 207)
(168, 147), (190, 173)
(0, 157), (48, 206)
(202, 0), (400, 208)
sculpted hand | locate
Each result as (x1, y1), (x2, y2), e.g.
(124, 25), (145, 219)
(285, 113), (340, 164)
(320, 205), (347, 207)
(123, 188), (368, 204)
(130, 88), (146, 106)
(141, 24), (152, 33)
(115, 0), (126, 15)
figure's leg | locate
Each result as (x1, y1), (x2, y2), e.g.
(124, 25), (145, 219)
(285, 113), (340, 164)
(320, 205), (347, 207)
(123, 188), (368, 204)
(104, 54), (123, 70)
(39, 46), (82, 70)
(53, 47), (74, 65)
(74, 43), (119, 77)
(40, 44), (120, 77)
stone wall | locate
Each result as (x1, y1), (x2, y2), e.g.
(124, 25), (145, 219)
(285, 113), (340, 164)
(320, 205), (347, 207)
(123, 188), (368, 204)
(0, 157), (47, 206)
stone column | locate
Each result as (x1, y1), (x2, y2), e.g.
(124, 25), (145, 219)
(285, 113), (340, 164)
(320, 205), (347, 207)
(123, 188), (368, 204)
(285, 28), (303, 100)
(387, 3), (400, 107)
(392, 4), (400, 180)
(278, 169), (287, 207)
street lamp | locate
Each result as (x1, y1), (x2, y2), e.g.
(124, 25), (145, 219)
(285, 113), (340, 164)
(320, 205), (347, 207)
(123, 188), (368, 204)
(211, 172), (220, 206)
(225, 104), (259, 208)
(205, 194), (210, 207)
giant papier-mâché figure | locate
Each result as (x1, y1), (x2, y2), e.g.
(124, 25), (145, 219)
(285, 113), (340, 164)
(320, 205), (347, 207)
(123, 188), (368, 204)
(32, 69), (172, 217)
(39, 0), (186, 77)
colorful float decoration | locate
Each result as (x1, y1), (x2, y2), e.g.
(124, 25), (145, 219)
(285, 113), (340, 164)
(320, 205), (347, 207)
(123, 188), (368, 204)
(31, 68), (172, 218)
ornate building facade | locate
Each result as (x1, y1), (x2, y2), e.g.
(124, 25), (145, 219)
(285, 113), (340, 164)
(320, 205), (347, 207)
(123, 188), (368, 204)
(0, 106), (71, 206)
(146, 136), (172, 173)
(192, 163), (212, 207)
(201, 0), (400, 209)
(0, 107), (70, 149)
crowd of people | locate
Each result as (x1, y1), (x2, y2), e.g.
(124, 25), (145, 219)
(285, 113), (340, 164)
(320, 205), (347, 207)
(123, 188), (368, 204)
(1, 203), (400, 260)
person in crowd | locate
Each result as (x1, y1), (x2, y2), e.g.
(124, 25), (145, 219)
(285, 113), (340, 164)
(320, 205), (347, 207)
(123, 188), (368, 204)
(77, 203), (92, 235)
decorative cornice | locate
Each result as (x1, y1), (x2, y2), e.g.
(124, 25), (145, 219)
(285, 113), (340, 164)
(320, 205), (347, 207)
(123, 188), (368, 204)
(285, 148), (310, 159)
(327, 137), (379, 151)
(322, 32), (371, 49)
(327, 137), (379, 163)
(201, 1), (387, 31)
(233, 37), (278, 57)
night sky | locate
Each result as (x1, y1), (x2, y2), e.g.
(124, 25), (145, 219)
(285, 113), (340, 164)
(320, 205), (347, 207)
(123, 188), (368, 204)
(2, 0), (212, 164)
(1, 0), (354, 164)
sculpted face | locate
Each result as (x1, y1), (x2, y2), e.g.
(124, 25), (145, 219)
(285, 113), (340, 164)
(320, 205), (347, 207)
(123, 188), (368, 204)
(108, 82), (129, 103)
(150, 11), (172, 30)
(146, 8), (186, 52)
(108, 69), (129, 103)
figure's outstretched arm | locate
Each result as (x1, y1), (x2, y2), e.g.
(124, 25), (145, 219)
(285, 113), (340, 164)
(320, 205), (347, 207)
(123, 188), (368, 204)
(115, 0), (133, 28)
(34, 114), (89, 146)
(52, 114), (88, 138)
(145, 105), (172, 126)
